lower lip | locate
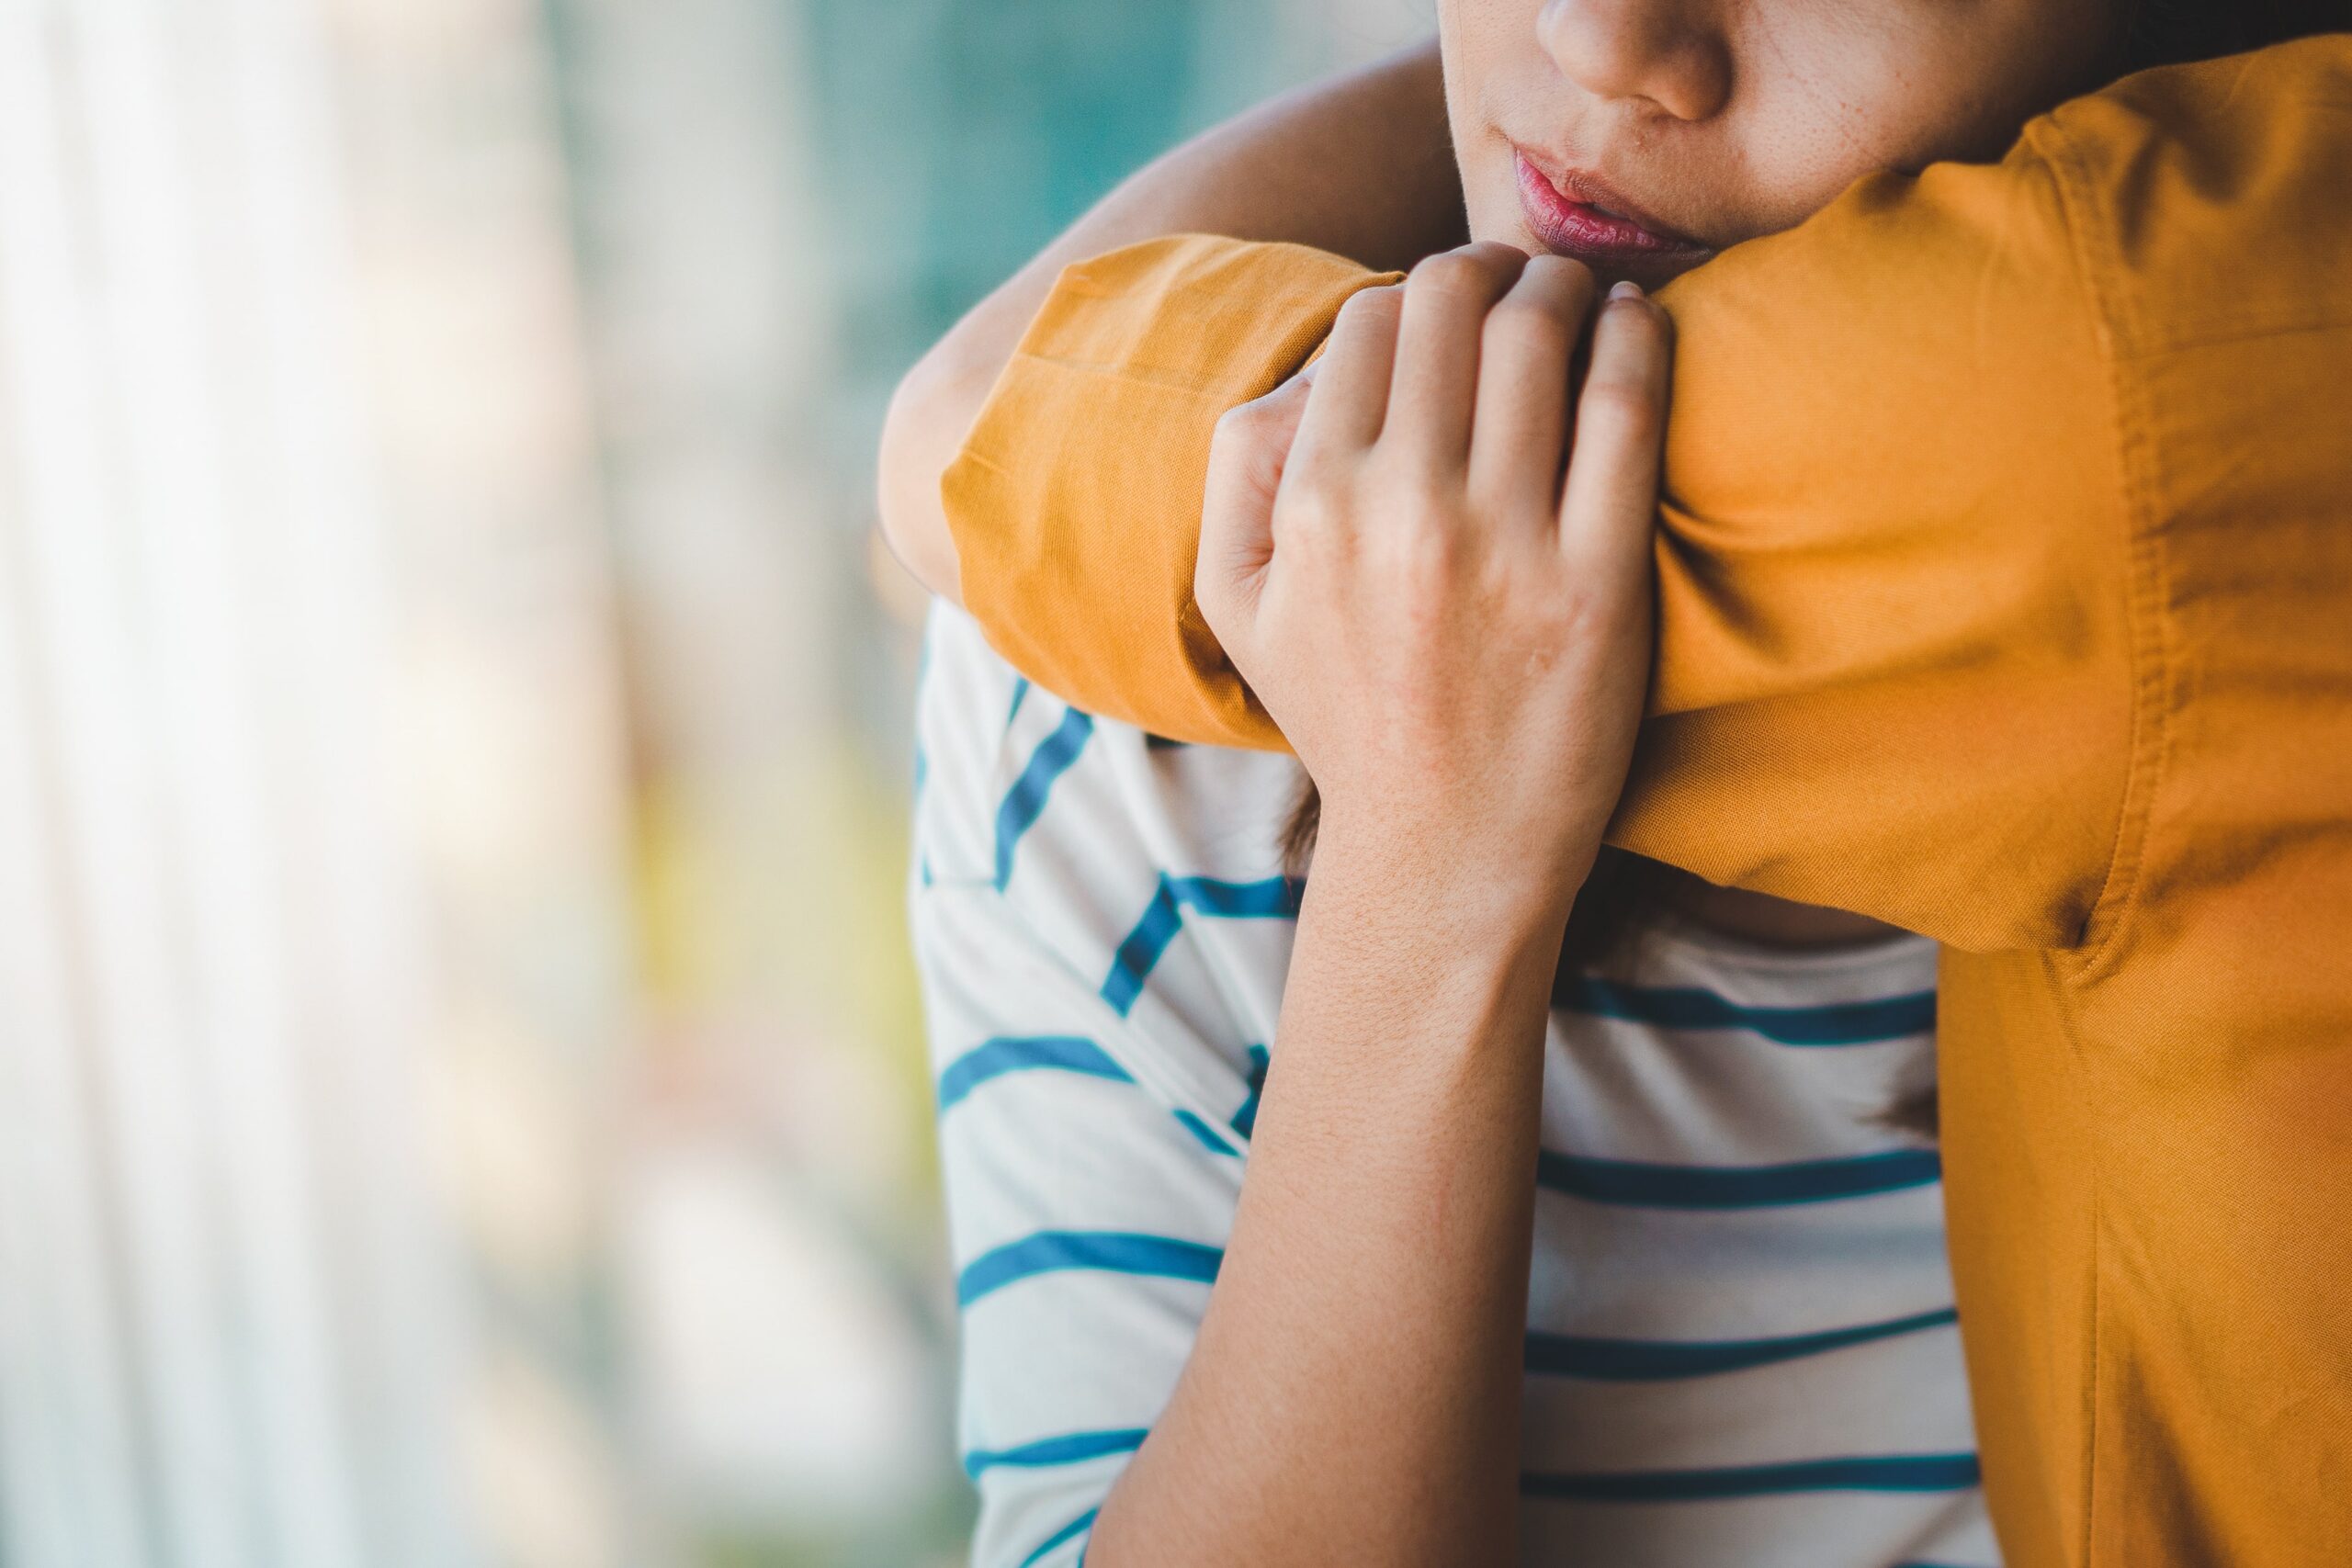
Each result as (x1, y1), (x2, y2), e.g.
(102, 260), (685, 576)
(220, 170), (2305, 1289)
(1513, 152), (1709, 268)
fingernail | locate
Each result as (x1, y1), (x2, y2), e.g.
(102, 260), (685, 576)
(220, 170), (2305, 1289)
(1608, 280), (1645, 301)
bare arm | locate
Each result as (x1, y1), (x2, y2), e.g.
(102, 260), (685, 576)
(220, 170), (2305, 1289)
(1080, 254), (1673, 1564)
(875, 39), (1458, 601)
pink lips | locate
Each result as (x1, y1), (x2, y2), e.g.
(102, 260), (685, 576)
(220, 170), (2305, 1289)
(1513, 152), (1711, 270)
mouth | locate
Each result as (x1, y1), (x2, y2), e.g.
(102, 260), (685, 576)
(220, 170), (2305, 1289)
(1512, 151), (1713, 272)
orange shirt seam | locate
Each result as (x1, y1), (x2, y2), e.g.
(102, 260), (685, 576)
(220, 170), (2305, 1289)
(2030, 112), (2177, 1568)
(2029, 118), (2171, 988)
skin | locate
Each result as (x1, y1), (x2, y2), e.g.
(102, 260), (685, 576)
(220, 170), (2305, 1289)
(879, 4), (2139, 1561)
(1090, 259), (1669, 1568)
(1449, 0), (2125, 291)
(1415, 0), (2120, 943)
(875, 44), (1464, 604)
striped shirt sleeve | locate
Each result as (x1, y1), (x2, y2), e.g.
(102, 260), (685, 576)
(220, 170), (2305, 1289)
(916, 882), (1243, 1565)
(913, 611), (1255, 1568)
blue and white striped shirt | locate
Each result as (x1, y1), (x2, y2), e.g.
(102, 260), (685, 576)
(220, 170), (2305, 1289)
(912, 605), (1996, 1568)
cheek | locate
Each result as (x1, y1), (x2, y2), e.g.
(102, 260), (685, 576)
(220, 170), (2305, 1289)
(1439, 4), (1552, 246)
(1724, 102), (1916, 233)
(1726, 0), (2120, 231)
(1459, 132), (1530, 246)
(1719, 11), (1927, 220)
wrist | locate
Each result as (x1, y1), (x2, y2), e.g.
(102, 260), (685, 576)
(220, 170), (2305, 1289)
(1305, 809), (1589, 964)
(1282, 828), (1569, 1077)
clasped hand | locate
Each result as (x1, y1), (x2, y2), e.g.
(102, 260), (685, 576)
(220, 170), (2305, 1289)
(1195, 242), (1674, 925)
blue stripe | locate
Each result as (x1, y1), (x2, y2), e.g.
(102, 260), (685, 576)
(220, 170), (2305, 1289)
(1170, 874), (1302, 918)
(1018, 1507), (1101, 1567)
(1521, 1452), (1980, 1502)
(935, 1036), (1245, 1159)
(1524, 1305), (1959, 1380)
(1006, 675), (1031, 727)
(936, 1035), (1127, 1113)
(1535, 1146), (1941, 1208)
(1230, 1043), (1270, 1139)
(1174, 1109), (1238, 1155)
(1552, 973), (1936, 1044)
(1101, 880), (1183, 1015)
(1100, 875), (1300, 1015)
(965, 1427), (1147, 1480)
(993, 707), (1094, 889)
(956, 1230), (1224, 1307)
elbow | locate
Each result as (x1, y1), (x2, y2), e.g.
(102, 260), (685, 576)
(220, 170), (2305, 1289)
(876, 344), (976, 604)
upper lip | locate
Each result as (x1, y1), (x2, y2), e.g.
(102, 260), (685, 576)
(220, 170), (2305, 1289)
(1514, 149), (1708, 250)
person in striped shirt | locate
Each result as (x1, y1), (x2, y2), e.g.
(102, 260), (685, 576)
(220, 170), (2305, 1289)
(914, 588), (1987, 1566)
(893, 6), (2342, 1566)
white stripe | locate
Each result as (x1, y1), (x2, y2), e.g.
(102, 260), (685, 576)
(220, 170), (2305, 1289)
(912, 607), (1995, 1567)
(1517, 1324), (1976, 1474)
(1521, 1490), (1990, 1568)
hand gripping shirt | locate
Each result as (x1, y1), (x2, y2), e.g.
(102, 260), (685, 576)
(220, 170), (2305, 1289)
(914, 605), (1997, 1568)
(935, 39), (2352, 1568)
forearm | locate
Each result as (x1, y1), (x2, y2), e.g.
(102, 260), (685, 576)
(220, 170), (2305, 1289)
(876, 38), (1459, 600)
(1086, 829), (1566, 1567)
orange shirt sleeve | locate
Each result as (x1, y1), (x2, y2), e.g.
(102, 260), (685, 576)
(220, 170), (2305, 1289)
(943, 146), (2141, 956)
(943, 234), (1402, 750)
(942, 42), (2352, 1568)
(1611, 133), (2132, 953)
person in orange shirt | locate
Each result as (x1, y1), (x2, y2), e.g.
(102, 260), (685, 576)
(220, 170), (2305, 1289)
(879, 10), (2352, 1567)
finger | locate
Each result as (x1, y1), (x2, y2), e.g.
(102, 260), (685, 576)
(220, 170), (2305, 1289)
(1558, 283), (1674, 583)
(1384, 242), (1529, 470)
(1289, 284), (1404, 467)
(1197, 376), (1310, 640)
(1466, 254), (1596, 524)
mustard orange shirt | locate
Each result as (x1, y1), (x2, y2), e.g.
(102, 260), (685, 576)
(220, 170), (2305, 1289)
(939, 38), (2352, 1568)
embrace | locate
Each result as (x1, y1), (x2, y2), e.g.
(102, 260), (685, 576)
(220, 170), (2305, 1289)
(880, 6), (2351, 1565)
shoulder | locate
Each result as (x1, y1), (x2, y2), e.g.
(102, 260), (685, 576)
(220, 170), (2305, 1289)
(912, 605), (1305, 1100)
(915, 604), (1303, 898)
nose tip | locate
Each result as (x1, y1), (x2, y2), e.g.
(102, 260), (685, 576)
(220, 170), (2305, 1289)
(1537, 0), (1731, 122)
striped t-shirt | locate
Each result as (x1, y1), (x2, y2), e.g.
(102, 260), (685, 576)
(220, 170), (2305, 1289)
(911, 605), (1996, 1568)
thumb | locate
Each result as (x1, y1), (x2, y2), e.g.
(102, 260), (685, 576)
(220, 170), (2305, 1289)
(1196, 373), (1310, 638)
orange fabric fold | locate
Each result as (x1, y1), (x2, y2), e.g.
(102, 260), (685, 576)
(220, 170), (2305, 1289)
(942, 39), (2352, 1568)
(944, 234), (1401, 748)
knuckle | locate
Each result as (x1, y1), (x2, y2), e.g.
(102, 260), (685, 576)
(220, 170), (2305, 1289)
(1521, 253), (1595, 295)
(1214, 394), (1278, 442)
(1337, 283), (1404, 328)
(1379, 522), (1461, 586)
(1544, 583), (1615, 638)
(1401, 470), (1460, 524)
(1205, 430), (1257, 487)
(1408, 251), (1494, 300)
(1465, 473), (1546, 531)
(1485, 297), (1572, 356)
(1273, 462), (1345, 531)
(1580, 378), (1665, 442)
(1363, 446), (1440, 502)
(1365, 480), (1464, 560)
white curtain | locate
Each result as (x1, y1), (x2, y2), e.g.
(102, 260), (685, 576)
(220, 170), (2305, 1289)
(0, 3), (472, 1564)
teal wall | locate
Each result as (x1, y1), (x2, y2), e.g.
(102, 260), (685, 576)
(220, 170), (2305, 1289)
(799, 0), (1303, 403)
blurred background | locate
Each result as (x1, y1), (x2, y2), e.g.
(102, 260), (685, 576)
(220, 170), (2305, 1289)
(0, 1), (1430, 1565)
